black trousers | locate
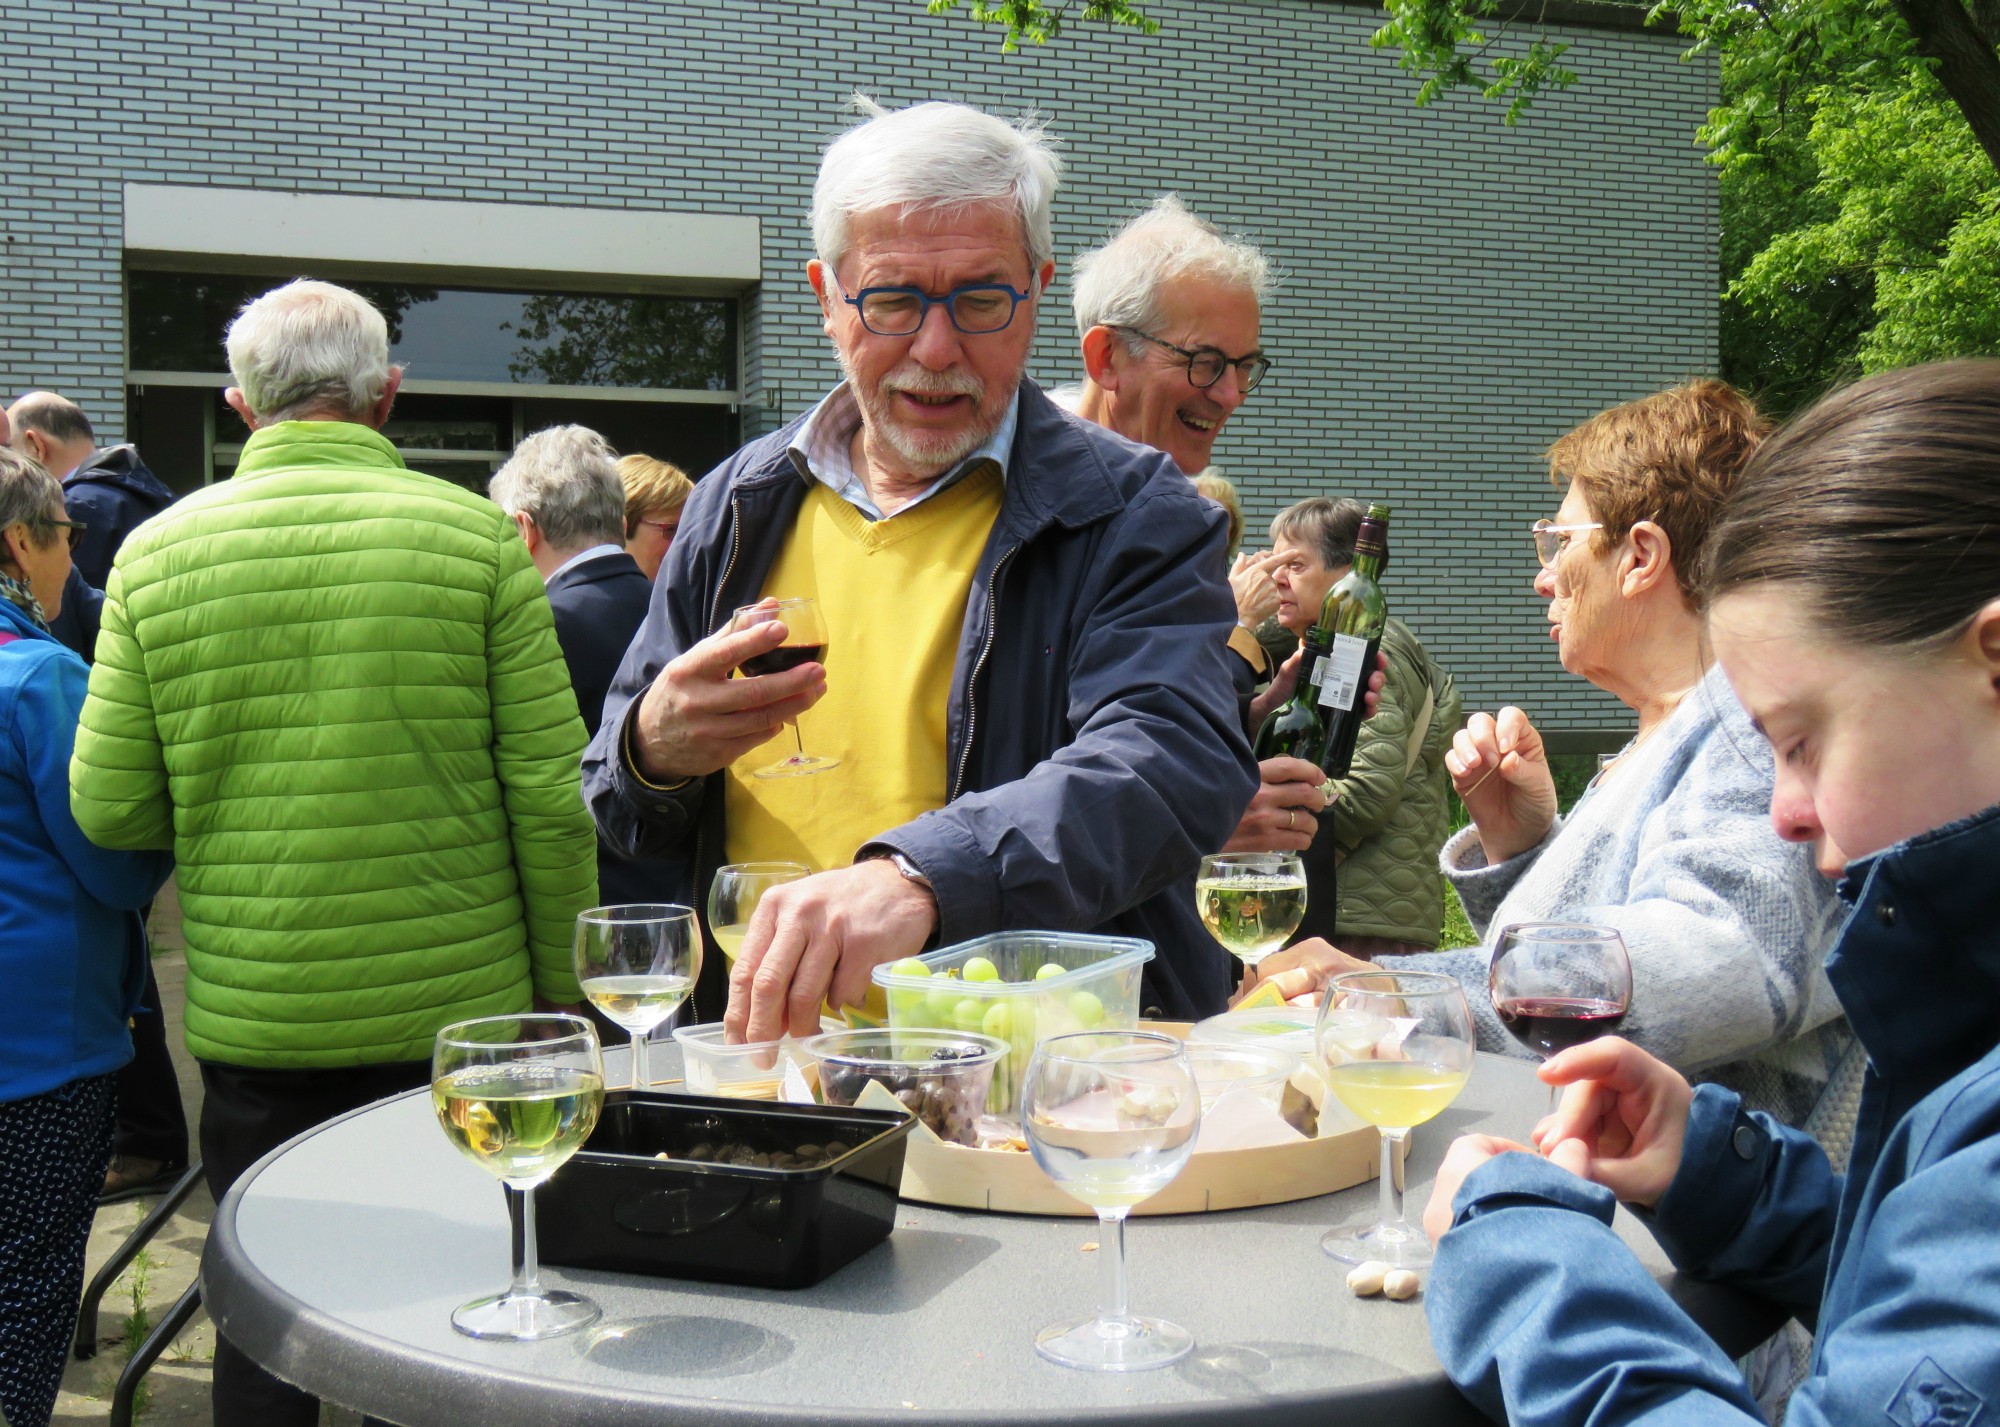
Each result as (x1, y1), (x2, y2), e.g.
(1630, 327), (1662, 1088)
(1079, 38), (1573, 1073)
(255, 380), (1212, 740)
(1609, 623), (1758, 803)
(112, 956), (189, 1166)
(199, 1059), (428, 1427)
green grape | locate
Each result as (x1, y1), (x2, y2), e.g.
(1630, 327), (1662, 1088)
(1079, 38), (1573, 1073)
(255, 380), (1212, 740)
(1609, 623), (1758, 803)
(963, 956), (1001, 983)
(1068, 990), (1105, 1027)
(952, 996), (986, 1032)
(890, 957), (931, 978)
(1035, 962), (1067, 982)
(981, 1001), (1012, 1039)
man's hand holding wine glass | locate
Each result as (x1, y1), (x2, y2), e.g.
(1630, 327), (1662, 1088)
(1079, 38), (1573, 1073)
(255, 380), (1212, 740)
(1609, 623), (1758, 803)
(631, 611), (827, 782)
(1444, 707), (1561, 865)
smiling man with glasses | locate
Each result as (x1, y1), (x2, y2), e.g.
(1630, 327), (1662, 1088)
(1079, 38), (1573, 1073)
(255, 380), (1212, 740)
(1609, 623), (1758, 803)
(585, 98), (1258, 1040)
(1072, 194), (1273, 478)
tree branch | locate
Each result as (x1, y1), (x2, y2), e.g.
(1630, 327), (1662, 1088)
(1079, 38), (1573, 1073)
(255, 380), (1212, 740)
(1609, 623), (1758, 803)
(1892, 0), (2000, 174)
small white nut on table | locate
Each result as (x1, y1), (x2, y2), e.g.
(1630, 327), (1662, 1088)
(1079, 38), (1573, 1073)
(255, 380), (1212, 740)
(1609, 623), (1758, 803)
(1345, 1261), (1389, 1297)
(1383, 1268), (1422, 1301)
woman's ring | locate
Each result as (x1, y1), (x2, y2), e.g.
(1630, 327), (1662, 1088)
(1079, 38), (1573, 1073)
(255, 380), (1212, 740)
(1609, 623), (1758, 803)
(1287, 809), (1297, 832)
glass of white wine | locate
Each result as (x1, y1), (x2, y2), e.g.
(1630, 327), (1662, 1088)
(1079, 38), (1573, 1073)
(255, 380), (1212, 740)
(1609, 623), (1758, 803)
(1315, 970), (1474, 1269)
(574, 904), (700, 1090)
(706, 862), (810, 964)
(432, 1013), (605, 1340)
(1195, 852), (1308, 968)
(1021, 1031), (1200, 1372)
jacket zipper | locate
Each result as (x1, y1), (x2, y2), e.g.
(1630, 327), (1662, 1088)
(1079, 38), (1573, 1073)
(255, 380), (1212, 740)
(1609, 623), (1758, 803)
(950, 545), (1017, 803)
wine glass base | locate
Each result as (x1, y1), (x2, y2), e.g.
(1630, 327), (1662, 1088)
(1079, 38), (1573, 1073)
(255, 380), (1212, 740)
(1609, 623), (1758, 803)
(752, 754), (841, 779)
(452, 1288), (601, 1341)
(1320, 1216), (1433, 1270)
(1035, 1313), (1193, 1372)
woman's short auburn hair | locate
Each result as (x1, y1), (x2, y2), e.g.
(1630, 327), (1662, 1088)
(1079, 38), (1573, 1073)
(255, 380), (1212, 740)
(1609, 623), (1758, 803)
(616, 453), (693, 539)
(1548, 379), (1770, 604)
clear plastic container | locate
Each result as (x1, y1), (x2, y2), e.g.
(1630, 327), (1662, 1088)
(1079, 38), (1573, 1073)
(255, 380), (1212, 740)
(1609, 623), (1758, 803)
(673, 1023), (811, 1100)
(871, 932), (1153, 1117)
(803, 1029), (1006, 1146)
(1189, 1005), (1318, 1060)
(1182, 1042), (1301, 1112)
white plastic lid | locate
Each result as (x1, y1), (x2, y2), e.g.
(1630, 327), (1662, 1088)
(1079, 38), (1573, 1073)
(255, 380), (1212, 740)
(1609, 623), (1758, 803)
(1189, 1006), (1317, 1056)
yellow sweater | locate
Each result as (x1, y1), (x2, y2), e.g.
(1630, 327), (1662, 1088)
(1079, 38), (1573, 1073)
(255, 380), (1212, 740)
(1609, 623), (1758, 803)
(724, 469), (1004, 873)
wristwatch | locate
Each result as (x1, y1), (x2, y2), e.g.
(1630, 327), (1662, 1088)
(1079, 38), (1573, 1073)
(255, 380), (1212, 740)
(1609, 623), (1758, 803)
(871, 850), (933, 891)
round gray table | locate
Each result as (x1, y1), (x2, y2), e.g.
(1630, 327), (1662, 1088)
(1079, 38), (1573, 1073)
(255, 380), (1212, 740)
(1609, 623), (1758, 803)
(204, 1047), (1776, 1426)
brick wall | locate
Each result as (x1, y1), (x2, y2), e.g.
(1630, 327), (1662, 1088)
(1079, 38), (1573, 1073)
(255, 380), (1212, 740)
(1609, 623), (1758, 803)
(7, 0), (1716, 731)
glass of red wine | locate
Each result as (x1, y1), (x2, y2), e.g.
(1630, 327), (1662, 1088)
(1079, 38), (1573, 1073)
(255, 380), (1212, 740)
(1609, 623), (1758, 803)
(731, 597), (839, 779)
(1489, 922), (1632, 1113)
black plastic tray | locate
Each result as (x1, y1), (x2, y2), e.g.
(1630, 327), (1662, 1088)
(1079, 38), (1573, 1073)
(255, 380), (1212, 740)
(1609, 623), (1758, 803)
(536, 1091), (913, 1289)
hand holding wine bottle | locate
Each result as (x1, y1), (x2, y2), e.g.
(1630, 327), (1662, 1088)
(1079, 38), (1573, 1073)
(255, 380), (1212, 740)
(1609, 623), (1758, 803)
(630, 608), (827, 783)
(1445, 707), (1560, 865)
(1220, 757), (1330, 853)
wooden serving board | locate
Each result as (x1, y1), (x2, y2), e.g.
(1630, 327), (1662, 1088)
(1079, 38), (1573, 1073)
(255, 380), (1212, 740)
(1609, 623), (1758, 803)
(888, 1023), (1390, 1217)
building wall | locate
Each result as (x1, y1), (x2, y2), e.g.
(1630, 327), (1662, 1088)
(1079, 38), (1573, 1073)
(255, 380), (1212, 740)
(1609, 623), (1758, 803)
(6, 0), (1717, 731)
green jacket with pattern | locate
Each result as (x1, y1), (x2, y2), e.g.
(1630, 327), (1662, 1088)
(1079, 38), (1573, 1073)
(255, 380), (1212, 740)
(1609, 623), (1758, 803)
(1296, 616), (1461, 948)
(69, 421), (599, 1067)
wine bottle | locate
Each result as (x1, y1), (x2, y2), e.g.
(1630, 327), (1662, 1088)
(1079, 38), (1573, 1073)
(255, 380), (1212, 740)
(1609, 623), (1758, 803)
(1251, 613), (1335, 765)
(1315, 504), (1391, 779)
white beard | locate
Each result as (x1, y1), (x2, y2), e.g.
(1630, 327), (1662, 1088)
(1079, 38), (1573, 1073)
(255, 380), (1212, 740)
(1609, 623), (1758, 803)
(839, 353), (1017, 476)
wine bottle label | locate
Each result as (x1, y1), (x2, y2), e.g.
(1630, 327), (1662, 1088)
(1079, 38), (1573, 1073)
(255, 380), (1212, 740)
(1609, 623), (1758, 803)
(1318, 634), (1369, 712)
(1310, 654), (1330, 688)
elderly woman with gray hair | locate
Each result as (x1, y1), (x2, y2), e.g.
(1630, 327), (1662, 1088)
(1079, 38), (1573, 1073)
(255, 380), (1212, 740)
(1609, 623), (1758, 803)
(0, 447), (172, 1427)
(1249, 381), (1852, 1133)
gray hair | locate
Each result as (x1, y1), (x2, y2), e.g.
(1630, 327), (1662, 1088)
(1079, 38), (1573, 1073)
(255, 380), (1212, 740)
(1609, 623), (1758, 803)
(226, 279), (394, 424)
(811, 95), (1063, 276)
(1271, 496), (1388, 574)
(0, 447), (66, 559)
(488, 425), (627, 552)
(1072, 194), (1272, 344)
(9, 391), (96, 447)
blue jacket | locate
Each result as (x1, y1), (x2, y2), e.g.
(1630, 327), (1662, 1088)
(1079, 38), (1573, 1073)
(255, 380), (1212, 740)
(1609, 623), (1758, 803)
(1426, 801), (2000, 1426)
(581, 380), (1259, 1021)
(0, 599), (174, 1103)
(64, 444), (177, 590)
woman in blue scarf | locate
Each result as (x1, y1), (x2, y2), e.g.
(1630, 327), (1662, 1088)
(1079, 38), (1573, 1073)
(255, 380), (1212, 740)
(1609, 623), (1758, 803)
(0, 446), (173, 1427)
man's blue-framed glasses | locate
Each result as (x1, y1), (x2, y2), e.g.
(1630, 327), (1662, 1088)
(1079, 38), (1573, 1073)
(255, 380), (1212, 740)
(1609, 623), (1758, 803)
(837, 279), (1035, 336)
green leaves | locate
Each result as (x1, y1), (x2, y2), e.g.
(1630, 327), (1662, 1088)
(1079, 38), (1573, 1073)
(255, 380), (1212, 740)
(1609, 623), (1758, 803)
(925, 0), (1158, 51)
(1371, 0), (1577, 123)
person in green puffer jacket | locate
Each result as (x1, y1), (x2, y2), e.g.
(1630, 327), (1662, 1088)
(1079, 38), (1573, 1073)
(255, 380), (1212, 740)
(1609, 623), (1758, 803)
(68, 279), (598, 1427)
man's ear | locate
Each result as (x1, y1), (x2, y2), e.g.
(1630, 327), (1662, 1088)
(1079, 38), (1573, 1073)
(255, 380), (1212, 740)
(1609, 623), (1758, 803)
(1081, 326), (1125, 390)
(511, 509), (539, 554)
(1968, 599), (2000, 697)
(223, 388), (260, 432)
(362, 368), (404, 430)
(1620, 520), (1677, 600)
(807, 260), (836, 337)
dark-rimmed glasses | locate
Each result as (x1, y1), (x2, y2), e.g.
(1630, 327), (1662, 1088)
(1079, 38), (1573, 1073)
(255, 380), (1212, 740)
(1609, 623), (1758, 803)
(1113, 327), (1272, 394)
(836, 278), (1034, 337)
(31, 516), (87, 553)
(1531, 519), (1603, 567)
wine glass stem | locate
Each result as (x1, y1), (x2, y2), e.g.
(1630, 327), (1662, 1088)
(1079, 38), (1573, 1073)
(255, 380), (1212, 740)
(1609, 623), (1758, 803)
(631, 1027), (649, 1090)
(1097, 1209), (1130, 1328)
(506, 1184), (543, 1298)
(792, 723), (807, 759)
(1377, 1128), (1409, 1230)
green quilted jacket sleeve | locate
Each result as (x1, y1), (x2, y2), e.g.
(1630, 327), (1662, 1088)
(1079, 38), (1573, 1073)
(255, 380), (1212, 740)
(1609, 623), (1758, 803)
(70, 564), (174, 850)
(485, 528), (600, 1004)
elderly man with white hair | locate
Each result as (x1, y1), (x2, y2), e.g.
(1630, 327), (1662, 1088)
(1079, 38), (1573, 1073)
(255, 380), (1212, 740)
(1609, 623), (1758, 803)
(70, 279), (598, 1427)
(584, 98), (1258, 1039)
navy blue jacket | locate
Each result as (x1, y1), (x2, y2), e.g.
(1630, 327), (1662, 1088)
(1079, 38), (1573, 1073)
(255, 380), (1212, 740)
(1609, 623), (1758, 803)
(63, 444), (177, 590)
(581, 380), (1258, 1021)
(546, 549), (677, 906)
(1426, 802), (2000, 1426)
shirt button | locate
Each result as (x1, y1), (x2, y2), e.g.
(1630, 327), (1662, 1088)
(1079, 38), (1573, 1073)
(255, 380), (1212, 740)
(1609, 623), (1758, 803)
(1733, 1125), (1761, 1161)
(1876, 902), (1898, 927)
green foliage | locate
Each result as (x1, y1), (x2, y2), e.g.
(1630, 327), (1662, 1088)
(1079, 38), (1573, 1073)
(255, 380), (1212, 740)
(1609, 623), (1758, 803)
(1370, 0), (1575, 124)
(924, 0), (1157, 51)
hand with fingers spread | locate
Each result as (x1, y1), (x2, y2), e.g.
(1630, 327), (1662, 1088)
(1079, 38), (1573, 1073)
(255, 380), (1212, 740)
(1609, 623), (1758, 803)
(1222, 756), (1329, 853)
(1229, 936), (1377, 1005)
(630, 611), (827, 784)
(1529, 1036), (1694, 1209)
(1228, 549), (1285, 629)
(1421, 1133), (1553, 1244)
(1444, 706), (1559, 865)
(723, 859), (938, 1043)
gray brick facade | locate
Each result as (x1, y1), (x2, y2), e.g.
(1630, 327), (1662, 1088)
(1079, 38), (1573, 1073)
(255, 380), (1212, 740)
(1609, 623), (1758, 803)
(7, 0), (1716, 732)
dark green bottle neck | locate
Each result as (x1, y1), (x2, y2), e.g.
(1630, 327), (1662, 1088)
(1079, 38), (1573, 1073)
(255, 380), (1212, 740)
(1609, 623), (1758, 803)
(1351, 545), (1385, 582)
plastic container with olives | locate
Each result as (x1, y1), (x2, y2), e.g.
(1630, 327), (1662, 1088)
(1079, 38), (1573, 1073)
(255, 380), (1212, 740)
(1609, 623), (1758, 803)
(804, 1029), (1006, 1146)
(870, 932), (1153, 1119)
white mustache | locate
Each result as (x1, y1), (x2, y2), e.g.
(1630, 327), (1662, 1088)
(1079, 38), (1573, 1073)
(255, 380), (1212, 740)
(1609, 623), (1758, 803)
(883, 367), (983, 401)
